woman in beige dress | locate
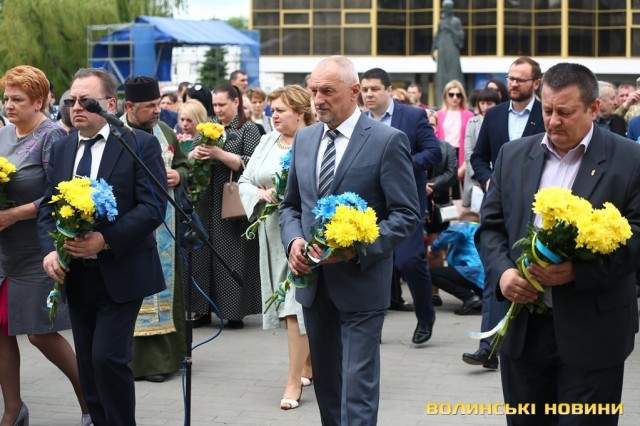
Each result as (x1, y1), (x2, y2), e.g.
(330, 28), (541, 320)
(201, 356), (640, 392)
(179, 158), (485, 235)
(239, 85), (314, 410)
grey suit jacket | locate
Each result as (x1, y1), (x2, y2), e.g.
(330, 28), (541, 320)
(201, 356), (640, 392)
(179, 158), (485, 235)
(477, 126), (640, 369)
(279, 113), (421, 312)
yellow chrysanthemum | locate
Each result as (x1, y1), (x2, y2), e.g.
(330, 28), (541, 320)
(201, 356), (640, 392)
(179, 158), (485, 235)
(59, 205), (75, 219)
(576, 202), (632, 255)
(55, 177), (95, 217)
(533, 187), (593, 229)
(196, 122), (224, 141)
(0, 156), (16, 183)
(324, 206), (380, 248)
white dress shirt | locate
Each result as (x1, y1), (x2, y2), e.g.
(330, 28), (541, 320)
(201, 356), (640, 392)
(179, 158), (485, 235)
(316, 107), (361, 186)
(73, 124), (110, 179)
(535, 123), (594, 307)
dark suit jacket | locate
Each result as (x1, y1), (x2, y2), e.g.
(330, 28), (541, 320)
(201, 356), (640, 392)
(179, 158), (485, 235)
(280, 113), (420, 312)
(390, 101), (441, 216)
(477, 126), (640, 370)
(596, 114), (627, 137)
(37, 128), (168, 303)
(470, 99), (545, 188)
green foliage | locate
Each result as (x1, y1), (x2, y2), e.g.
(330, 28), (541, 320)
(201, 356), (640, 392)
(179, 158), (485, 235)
(226, 16), (248, 30)
(0, 0), (184, 96)
(199, 46), (227, 90)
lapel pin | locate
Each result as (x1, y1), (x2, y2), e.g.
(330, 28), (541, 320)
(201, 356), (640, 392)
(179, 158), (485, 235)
(591, 169), (596, 176)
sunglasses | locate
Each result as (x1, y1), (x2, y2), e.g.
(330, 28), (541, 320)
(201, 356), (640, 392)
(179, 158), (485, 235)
(62, 96), (110, 108)
(448, 92), (462, 99)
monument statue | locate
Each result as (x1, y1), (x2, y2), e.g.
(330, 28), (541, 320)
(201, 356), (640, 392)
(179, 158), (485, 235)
(432, 0), (465, 106)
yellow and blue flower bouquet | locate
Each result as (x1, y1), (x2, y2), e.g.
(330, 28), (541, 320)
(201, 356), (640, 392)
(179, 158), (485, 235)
(46, 176), (118, 323)
(470, 187), (632, 355)
(264, 192), (379, 313)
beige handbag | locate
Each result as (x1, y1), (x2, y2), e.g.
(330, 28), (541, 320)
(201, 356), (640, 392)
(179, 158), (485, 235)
(221, 169), (246, 219)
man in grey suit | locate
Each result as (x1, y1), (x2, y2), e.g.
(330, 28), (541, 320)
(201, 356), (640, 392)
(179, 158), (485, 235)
(478, 63), (639, 425)
(279, 56), (420, 425)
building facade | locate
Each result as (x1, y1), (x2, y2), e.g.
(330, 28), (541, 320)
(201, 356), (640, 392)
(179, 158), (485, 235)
(251, 0), (640, 98)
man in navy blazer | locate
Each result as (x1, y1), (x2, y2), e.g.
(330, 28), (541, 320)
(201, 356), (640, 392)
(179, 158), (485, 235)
(280, 57), (420, 425)
(38, 68), (167, 426)
(465, 57), (545, 369)
(361, 68), (442, 344)
(470, 56), (545, 191)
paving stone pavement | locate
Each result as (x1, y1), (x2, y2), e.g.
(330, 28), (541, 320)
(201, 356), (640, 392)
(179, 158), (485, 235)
(4, 290), (639, 426)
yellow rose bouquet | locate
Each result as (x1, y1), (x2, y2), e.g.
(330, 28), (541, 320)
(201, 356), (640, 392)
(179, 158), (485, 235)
(470, 187), (633, 355)
(264, 192), (379, 312)
(0, 156), (17, 209)
(188, 122), (225, 204)
(47, 177), (118, 323)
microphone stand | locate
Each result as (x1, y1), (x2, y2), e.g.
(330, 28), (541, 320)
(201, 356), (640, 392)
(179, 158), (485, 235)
(109, 125), (243, 426)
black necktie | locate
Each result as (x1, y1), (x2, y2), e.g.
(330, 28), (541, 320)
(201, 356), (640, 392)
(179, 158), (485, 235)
(318, 129), (339, 197)
(75, 136), (101, 177)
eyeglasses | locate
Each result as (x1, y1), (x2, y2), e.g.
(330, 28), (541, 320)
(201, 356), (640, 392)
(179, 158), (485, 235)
(448, 92), (462, 99)
(506, 75), (536, 84)
(62, 96), (110, 108)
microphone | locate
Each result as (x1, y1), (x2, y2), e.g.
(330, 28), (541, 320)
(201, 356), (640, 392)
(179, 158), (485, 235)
(83, 98), (127, 130)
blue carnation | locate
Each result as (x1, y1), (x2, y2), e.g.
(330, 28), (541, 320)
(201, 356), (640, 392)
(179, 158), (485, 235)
(335, 192), (367, 211)
(280, 149), (292, 171)
(91, 178), (118, 222)
(312, 195), (339, 222)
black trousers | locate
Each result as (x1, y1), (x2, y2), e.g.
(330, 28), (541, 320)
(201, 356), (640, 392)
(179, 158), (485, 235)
(66, 264), (143, 426)
(430, 266), (482, 302)
(501, 313), (624, 426)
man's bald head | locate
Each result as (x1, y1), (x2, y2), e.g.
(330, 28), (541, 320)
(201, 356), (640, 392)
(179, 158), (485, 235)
(308, 56), (361, 129)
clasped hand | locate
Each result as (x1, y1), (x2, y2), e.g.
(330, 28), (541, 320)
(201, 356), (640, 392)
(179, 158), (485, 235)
(189, 145), (222, 161)
(288, 238), (355, 276)
(499, 261), (575, 304)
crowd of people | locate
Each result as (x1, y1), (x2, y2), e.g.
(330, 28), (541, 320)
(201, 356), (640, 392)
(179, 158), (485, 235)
(0, 54), (638, 426)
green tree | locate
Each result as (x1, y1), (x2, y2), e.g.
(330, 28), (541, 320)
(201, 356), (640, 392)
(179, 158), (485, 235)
(199, 47), (227, 90)
(226, 16), (248, 30)
(0, 0), (183, 95)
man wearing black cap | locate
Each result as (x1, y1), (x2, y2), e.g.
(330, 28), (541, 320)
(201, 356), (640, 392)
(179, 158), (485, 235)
(121, 76), (189, 383)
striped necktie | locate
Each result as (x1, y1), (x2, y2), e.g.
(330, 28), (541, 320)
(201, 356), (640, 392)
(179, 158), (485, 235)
(318, 129), (339, 197)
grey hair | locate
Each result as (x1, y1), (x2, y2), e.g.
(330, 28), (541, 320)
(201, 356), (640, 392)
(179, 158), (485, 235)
(315, 56), (359, 85)
(597, 81), (616, 97)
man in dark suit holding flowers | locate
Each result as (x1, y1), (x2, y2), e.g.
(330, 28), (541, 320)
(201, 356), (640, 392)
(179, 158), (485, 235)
(477, 63), (639, 425)
(38, 68), (167, 426)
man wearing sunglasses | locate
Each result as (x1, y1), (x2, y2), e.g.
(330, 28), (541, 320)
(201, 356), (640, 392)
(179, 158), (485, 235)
(466, 56), (546, 371)
(38, 68), (167, 426)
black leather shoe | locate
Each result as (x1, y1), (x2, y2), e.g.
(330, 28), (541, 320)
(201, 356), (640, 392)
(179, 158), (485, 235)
(145, 373), (170, 383)
(192, 314), (211, 328)
(412, 317), (435, 344)
(389, 302), (415, 312)
(227, 319), (245, 329)
(454, 295), (482, 315)
(462, 349), (499, 370)
(432, 294), (443, 306)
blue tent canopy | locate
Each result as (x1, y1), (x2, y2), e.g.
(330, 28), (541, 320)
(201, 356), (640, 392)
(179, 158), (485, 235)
(89, 16), (260, 85)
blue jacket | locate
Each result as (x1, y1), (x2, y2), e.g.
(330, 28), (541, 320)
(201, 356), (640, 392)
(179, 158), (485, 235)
(628, 115), (640, 143)
(390, 101), (441, 217)
(432, 222), (485, 288)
